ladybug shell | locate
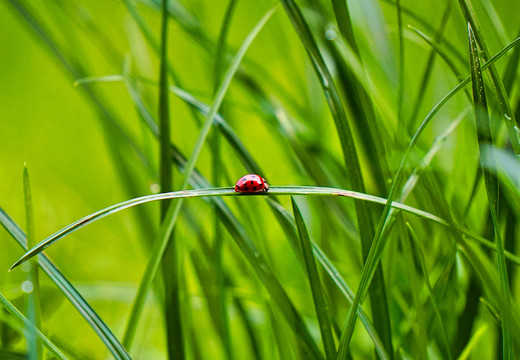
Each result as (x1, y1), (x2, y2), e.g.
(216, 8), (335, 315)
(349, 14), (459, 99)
(234, 174), (269, 193)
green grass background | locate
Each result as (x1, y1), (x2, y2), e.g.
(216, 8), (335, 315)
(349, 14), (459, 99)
(1, 0), (520, 359)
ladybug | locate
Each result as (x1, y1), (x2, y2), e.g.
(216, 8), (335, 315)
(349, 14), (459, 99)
(234, 174), (269, 193)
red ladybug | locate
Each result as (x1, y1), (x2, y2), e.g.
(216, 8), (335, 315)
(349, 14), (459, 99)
(234, 174), (269, 193)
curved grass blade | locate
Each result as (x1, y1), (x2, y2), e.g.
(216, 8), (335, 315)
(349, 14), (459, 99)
(292, 197), (336, 360)
(120, 6), (279, 350)
(268, 200), (390, 359)
(408, 25), (470, 97)
(459, 0), (520, 156)
(457, 239), (520, 350)
(280, 0), (393, 353)
(336, 32), (520, 360)
(406, 1), (453, 127)
(0, 293), (68, 360)
(381, 0), (466, 65)
(0, 208), (131, 360)
(468, 23), (513, 360)
(10, 186), (453, 270)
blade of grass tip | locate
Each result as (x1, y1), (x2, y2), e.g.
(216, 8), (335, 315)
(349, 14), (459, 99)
(122, 6), (278, 350)
(292, 197), (336, 360)
(23, 166), (42, 360)
(336, 33), (520, 358)
(459, 0), (520, 156)
(468, 23), (513, 360)
(0, 208), (131, 360)
(280, 0), (394, 355)
(7, 188), (454, 357)
(407, 25), (471, 98)
(0, 293), (68, 360)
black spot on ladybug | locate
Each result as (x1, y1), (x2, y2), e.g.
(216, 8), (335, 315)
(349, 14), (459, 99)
(253, 186), (257, 191)
(249, 180), (254, 185)
(244, 186), (249, 191)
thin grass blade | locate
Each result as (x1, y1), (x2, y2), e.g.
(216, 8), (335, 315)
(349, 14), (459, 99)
(335, 32), (520, 358)
(209, 1), (237, 357)
(280, 0), (394, 353)
(23, 166), (42, 360)
(468, 22), (513, 360)
(121, 6), (278, 350)
(292, 197), (336, 360)
(0, 293), (68, 360)
(14, 182), (520, 275)
(0, 208), (131, 360)
(156, 0), (185, 357)
(459, 0), (520, 156)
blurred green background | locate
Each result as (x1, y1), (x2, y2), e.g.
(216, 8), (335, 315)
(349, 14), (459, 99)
(1, 0), (520, 359)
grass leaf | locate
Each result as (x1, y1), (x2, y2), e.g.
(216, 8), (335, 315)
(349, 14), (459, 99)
(292, 197), (336, 360)
(0, 208), (132, 360)
(22, 165), (42, 360)
(280, 0), (394, 353)
(0, 293), (68, 360)
(121, 6), (278, 350)
(468, 22), (513, 360)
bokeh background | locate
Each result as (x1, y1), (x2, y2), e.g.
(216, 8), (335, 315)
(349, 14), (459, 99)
(1, 0), (520, 359)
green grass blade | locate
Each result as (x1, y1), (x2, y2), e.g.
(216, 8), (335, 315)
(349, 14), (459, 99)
(157, 0), (184, 358)
(502, 25), (520, 94)
(280, 0), (394, 354)
(0, 207), (131, 360)
(0, 293), (68, 360)
(406, 223), (452, 359)
(408, 25), (468, 89)
(158, 0), (172, 207)
(407, 1), (453, 127)
(268, 199), (390, 359)
(395, 0), (405, 140)
(122, 6), (278, 350)
(468, 22), (513, 360)
(292, 197), (336, 360)
(329, 0), (391, 197)
(459, 0), (520, 156)
(179, 5), (277, 191)
(457, 239), (520, 350)
(336, 33), (520, 358)
(210, 1), (237, 357)
(457, 324), (489, 360)
(331, 0), (359, 54)
(22, 166), (42, 360)
(10, 186), (452, 270)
